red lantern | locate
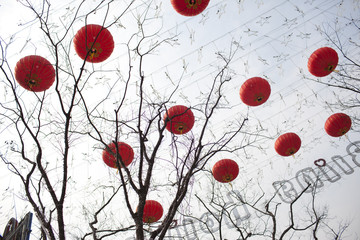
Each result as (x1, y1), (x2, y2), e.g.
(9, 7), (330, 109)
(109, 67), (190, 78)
(143, 200), (163, 223)
(308, 47), (338, 77)
(164, 105), (195, 135)
(324, 113), (351, 137)
(171, 0), (210, 17)
(14, 55), (55, 92)
(102, 142), (134, 168)
(212, 159), (239, 183)
(73, 24), (114, 63)
(239, 77), (271, 106)
(275, 132), (301, 157)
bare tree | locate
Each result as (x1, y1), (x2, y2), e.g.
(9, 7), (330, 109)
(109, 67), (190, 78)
(0, 1), (254, 239)
(308, 18), (360, 128)
(2, 1), (356, 240)
(185, 177), (352, 240)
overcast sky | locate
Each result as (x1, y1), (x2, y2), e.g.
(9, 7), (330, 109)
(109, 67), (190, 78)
(1, 0), (360, 239)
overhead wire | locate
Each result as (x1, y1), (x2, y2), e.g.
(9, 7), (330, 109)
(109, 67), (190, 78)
(22, 0), (351, 193)
(2, 0), (350, 186)
(47, 0), (358, 206)
(1, 0), (359, 236)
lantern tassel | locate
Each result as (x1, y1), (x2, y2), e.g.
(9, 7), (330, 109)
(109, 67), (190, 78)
(89, 51), (95, 60)
(29, 80), (36, 89)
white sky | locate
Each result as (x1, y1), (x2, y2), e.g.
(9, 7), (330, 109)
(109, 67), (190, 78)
(1, 0), (360, 239)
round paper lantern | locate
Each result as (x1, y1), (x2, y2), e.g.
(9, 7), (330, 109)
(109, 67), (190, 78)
(324, 113), (351, 137)
(164, 105), (195, 135)
(308, 47), (338, 77)
(14, 55), (55, 92)
(73, 24), (114, 63)
(143, 200), (163, 223)
(171, 0), (210, 17)
(240, 77), (271, 106)
(102, 142), (134, 168)
(212, 159), (239, 183)
(275, 132), (301, 157)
